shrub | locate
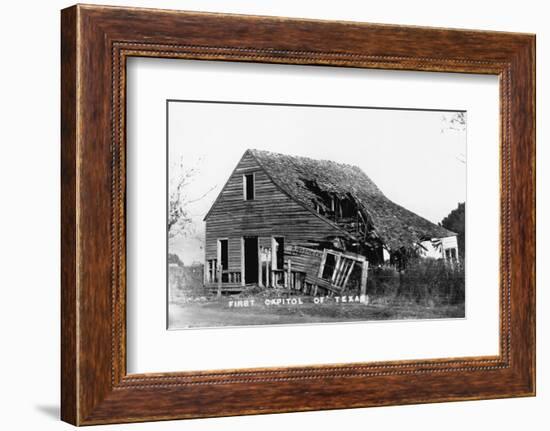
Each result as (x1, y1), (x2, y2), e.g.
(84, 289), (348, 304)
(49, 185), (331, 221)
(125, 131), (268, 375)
(366, 265), (400, 304)
(367, 258), (464, 306)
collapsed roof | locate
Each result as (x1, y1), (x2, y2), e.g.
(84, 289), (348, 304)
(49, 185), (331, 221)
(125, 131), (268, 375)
(248, 149), (455, 251)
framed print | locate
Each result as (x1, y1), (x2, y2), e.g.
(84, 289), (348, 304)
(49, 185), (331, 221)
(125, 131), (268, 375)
(61, 4), (536, 425)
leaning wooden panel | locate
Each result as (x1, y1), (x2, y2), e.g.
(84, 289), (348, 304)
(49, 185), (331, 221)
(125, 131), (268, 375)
(61, 4), (535, 425)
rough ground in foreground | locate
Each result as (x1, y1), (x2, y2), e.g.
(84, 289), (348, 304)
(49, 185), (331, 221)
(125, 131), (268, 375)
(168, 295), (465, 329)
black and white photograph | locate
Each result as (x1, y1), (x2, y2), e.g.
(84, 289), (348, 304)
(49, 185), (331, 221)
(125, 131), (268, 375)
(167, 101), (466, 329)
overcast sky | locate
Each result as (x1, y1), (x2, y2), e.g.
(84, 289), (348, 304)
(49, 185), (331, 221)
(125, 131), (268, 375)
(168, 101), (466, 265)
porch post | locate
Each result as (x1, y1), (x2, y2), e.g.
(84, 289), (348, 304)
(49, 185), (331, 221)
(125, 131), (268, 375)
(217, 263), (222, 297)
(360, 260), (369, 297)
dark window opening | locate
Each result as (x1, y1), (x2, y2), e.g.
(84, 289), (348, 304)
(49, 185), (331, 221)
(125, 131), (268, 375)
(340, 198), (356, 219)
(331, 197), (342, 219)
(219, 239), (228, 270)
(274, 237), (284, 270)
(244, 236), (259, 284)
(321, 253), (337, 281)
(301, 178), (363, 223)
(244, 173), (255, 200)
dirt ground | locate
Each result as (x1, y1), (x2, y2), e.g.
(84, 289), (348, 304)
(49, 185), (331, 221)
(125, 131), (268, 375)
(168, 293), (465, 329)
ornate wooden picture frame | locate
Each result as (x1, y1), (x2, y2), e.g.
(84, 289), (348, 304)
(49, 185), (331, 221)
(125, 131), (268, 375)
(61, 4), (535, 425)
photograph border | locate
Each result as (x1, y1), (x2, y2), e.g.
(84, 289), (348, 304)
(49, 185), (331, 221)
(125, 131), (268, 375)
(61, 4), (535, 425)
(165, 99), (468, 330)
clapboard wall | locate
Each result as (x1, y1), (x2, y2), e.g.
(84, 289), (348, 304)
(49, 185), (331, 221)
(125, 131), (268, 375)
(204, 151), (347, 272)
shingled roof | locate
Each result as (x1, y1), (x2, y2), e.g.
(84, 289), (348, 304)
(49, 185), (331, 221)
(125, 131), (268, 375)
(248, 149), (455, 250)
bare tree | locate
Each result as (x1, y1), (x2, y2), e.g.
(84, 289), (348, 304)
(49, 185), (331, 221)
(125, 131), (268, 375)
(441, 112), (466, 133)
(168, 157), (216, 241)
(168, 160), (194, 240)
(441, 112), (466, 164)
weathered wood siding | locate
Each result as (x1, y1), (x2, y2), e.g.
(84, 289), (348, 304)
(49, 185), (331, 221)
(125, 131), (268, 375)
(205, 152), (346, 271)
(284, 245), (324, 286)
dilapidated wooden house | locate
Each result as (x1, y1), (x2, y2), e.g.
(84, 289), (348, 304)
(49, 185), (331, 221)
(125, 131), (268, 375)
(203, 149), (458, 294)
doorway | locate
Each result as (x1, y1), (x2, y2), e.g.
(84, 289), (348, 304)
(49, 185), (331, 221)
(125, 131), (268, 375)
(218, 239), (228, 283)
(243, 236), (258, 284)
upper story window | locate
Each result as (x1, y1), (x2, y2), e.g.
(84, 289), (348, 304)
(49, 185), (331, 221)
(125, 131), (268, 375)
(244, 173), (255, 200)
